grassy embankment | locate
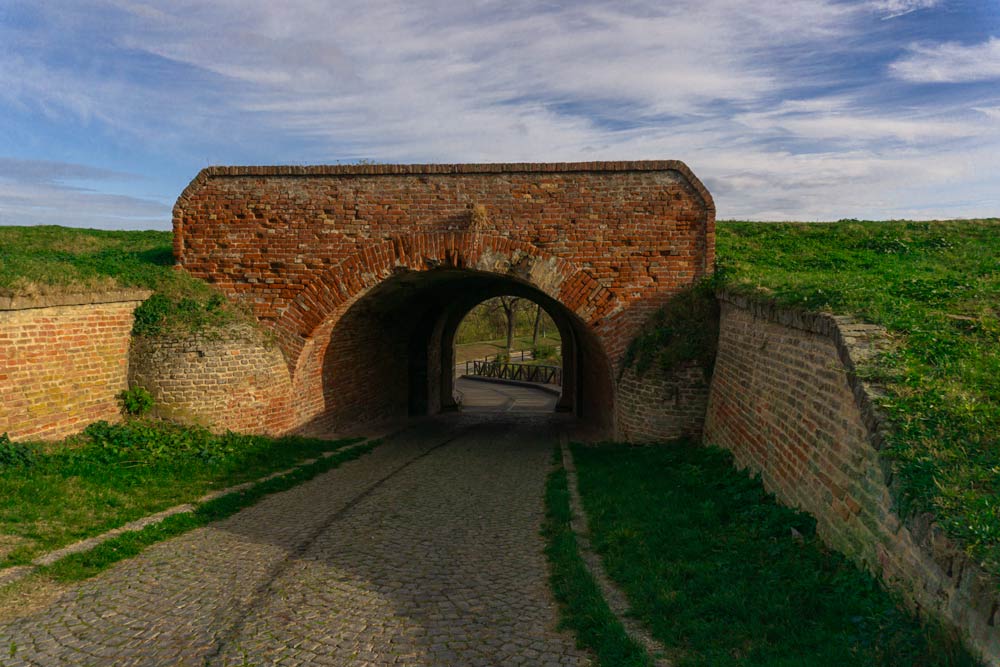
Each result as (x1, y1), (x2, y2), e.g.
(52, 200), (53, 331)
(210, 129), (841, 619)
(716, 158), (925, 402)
(0, 225), (246, 334)
(0, 226), (370, 582)
(717, 220), (1000, 574)
(551, 441), (979, 667)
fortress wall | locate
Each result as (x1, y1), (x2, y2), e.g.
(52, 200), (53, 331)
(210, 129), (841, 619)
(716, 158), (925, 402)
(0, 291), (148, 441)
(704, 292), (1000, 664)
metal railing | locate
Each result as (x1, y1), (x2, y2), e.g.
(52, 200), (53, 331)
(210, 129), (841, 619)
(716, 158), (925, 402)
(466, 359), (562, 386)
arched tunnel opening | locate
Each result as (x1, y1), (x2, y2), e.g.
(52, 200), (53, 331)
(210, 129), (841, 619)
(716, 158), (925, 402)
(450, 295), (565, 414)
(295, 268), (615, 435)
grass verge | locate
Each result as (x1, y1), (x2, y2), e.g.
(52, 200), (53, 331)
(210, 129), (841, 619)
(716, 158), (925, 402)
(37, 440), (376, 582)
(572, 441), (980, 667)
(0, 420), (361, 567)
(543, 445), (652, 667)
(717, 219), (1000, 573)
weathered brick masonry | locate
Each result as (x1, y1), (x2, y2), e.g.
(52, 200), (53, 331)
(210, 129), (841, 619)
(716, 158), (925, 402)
(704, 292), (1000, 664)
(173, 161), (715, 435)
(128, 325), (294, 435)
(0, 291), (149, 441)
(617, 361), (710, 442)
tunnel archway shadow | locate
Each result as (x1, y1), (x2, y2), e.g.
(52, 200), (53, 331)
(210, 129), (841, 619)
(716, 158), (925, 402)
(292, 266), (615, 437)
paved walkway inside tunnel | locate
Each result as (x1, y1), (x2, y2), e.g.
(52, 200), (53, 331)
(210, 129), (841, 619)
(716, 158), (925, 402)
(454, 376), (560, 413)
(0, 417), (591, 666)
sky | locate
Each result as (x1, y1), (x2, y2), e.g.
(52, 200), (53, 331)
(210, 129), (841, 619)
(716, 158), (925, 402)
(1, 0), (998, 229)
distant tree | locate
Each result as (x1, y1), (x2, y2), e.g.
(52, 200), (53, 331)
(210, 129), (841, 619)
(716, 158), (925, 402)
(497, 296), (522, 355)
(532, 303), (542, 347)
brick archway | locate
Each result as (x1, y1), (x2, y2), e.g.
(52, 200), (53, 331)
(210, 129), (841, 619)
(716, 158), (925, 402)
(282, 235), (620, 432)
(277, 232), (619, 371)
(173, 161), (715, 436)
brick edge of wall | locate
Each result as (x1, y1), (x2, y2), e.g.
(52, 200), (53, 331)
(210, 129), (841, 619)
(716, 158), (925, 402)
(173, 159), (715, 215)
(710, 289), (1000, 665)
(0, 289), (152, 312)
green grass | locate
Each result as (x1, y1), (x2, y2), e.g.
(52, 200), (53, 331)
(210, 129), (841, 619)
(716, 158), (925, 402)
(37, 440), (376, 582)
(572, 441), (980, 667)
(0, 420), (361, 567)
(717, 219), (1000, 573)
(0, 225), (247, 334)
(543, 446), (652, 666)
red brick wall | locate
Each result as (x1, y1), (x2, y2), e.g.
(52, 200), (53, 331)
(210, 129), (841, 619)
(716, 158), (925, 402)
(174, 161), (715, 434)
(128, 325), (295, 436)
(617, 361), (710, 442)
(173, 161), (715, 435)
(704, 292), (1000, 664)
(0, 292), (148, 442)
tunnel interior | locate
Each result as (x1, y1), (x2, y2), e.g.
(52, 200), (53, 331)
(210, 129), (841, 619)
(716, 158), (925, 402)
(300, 269), (615, 434)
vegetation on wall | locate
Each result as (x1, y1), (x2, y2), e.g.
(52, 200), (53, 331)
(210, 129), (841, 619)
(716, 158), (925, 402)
(116, 386), (154, 417)
(717, 219), (1000, 574)
(622, 272), (722, 379)
(0, 226), (249, 335)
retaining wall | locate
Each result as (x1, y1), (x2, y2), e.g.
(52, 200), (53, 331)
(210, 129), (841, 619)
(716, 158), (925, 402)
(616, 361), (709, 442)
(704, 291), (1000, 664)
(129, 325), (295, 435)
(0, 291), (149, 441)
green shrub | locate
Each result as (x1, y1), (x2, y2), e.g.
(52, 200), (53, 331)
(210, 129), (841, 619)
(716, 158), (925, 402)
(0, 433), (37, 468)
(117, 386), (155, 417)
(532, 343), (558, 362)
(79, 420), (240, 465)
(132, 293), (171, 336)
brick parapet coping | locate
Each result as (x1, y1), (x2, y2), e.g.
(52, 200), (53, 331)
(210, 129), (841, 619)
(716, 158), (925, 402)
(0, 289), (152, 311)
(172, 160), (716, 226)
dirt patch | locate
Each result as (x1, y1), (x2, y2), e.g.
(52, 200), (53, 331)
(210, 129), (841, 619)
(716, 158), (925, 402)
(0, 575), (67, 623)
(455, 341), (505, 364)
(0, 535), (34, 561)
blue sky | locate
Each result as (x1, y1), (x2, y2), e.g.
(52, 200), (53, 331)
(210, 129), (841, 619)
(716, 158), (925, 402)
(1, 0), (998, 229)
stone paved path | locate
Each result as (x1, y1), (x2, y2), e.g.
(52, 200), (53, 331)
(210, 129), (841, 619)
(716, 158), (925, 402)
(454, 377), (559, 413)
(0, 417), (591, 666)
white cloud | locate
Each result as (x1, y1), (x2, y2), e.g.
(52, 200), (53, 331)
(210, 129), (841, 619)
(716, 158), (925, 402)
(890, 37), (1000, 83)
(869, 0), (941, 19)
(0, 159), (169, 229)
(1, 0), (998, 224)
(974, 106), (1000, 120)
(735, 99), (981, 144)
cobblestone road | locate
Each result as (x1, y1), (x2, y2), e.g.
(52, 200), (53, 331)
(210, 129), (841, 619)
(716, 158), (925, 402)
(0, 417), (591, 666)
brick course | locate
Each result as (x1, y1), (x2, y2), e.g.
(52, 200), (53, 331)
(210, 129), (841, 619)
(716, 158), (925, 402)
(128, 325), (295, 435)
(617, 361), (710, 442)
(0, 292), (148, 441)
(704, 292), (1000, 664)
(173, 161), (716, 435)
